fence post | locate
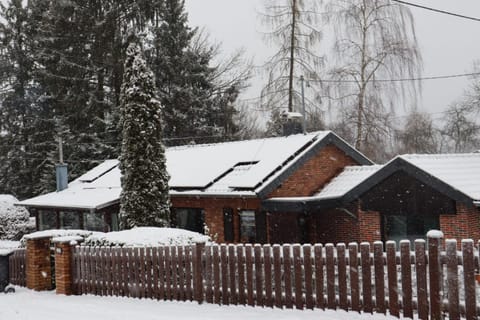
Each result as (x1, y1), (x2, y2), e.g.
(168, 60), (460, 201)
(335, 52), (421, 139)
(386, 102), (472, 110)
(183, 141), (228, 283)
(25, 236), (52, 291)
(193, 242), (205, 304)
(427, 230), (443, 320)
(53, 237), (82, 295)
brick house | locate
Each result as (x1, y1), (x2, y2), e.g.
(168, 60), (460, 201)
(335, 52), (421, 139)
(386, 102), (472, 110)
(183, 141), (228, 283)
(264, 153), (480, 244)
(17, 131), (372, 244)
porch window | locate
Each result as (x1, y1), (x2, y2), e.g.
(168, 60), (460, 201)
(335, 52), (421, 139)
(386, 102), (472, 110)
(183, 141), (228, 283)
(38, 210), (57, 231)
(83, 212), (107, 232)
(239, 210), (256, 243)
(175, 208), (205, 234)
(110, 212), (119, 232)
(60, 211), (81, 230)
(383, 212), (439, 243)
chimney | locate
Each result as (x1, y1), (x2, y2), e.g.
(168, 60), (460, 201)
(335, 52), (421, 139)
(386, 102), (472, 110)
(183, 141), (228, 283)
(282, 111), (303, 136)
(55, 164), (68, 192)
(55, 137), (68, 192)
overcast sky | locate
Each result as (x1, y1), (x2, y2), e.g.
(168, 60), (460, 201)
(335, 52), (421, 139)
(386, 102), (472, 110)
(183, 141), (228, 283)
(185, 0), (480, 121)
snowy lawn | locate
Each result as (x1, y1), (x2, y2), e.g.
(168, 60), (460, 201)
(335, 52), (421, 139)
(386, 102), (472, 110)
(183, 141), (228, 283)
(0, 287), (417, 320)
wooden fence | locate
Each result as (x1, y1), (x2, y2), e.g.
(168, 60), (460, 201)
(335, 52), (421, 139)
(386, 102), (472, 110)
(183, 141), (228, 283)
(71, 237), (480, 320)
(9, 249), (26, 287)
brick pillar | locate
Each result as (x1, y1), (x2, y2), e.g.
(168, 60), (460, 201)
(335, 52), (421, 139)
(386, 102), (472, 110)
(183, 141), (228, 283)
(54, 240), (75, 295)
(26, 237), (52, 291)
(358, 210), (381, 244)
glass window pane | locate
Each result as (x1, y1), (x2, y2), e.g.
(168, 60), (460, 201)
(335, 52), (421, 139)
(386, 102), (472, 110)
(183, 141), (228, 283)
(240, 210), (256, 243)
(111, 212), (119, 232)
(175, 208), (204, 234)
(83, 212), (106, 232)
(60, 211), (81, 230)
(38, 210), (57, 231)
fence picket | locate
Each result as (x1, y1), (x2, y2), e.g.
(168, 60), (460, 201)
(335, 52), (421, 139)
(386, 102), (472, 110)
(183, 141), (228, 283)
(428, 235), (442, 320)
(273, 245), (282, 308)
(300, 245), (312, 310)
(400, 241), (413, 319)
(446, 240), (460, 320)
(386, 241), (399, 317)
(255, 245), (264, 307)
(220, 245), (229, 305)
(337, 243), (347, 311)
(264, 245), (273, 308)
(293, 244), (303, 310)
(414, 240), (428, 320)
(361, 243), (372, 314)
(212, 245), (221, 304)
(373, 242), (385, 314)
(152, 247), (159, 299)
(184, 246), (193, 301)
(205, 245), (213, 304)
(349, 243), (359, 313)
(462, 240), (477, 320)
(245, 245), (254, 306)
(283, 245), (293, 309)
(326, 244), (335, 309)
(229, 245), (238, 305)
(237, 245), (246, 305)
(171, 246), (178, 301)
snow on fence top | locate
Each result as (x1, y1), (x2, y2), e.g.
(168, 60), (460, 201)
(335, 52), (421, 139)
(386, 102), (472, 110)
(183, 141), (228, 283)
(20, 228), (210, 247)
(0, 240), (20, 256)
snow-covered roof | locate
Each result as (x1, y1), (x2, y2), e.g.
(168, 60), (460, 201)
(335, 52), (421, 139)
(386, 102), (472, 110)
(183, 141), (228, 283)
(263, 152), (480, 212)
(400, 153), (480, 201)
(313, 165), (383, 200)
(19, 131), (368, 210)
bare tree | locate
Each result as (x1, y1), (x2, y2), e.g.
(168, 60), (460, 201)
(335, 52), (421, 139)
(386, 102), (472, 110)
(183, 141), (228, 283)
(396, 110), (439, 154)
(259, 0), (324, 114)
(441, 102), (479, 153)
(325, 0), (422, 154)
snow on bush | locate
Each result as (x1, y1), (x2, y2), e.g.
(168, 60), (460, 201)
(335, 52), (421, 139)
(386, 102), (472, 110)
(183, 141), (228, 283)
(0, 240), (20, 255)
(0, 195), (31, 241)
(84, 227), (210, 247)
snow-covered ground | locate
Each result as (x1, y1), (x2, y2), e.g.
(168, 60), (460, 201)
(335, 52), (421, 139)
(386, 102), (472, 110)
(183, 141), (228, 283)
(0, 287), (417, 320)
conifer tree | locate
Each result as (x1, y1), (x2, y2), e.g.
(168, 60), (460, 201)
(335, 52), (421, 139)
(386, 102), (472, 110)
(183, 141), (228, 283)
(119, 41), (171, 229)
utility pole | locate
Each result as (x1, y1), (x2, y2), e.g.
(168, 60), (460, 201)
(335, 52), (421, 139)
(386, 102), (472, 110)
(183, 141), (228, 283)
(287, 0), (297, 112)
(300, 75), (306, 134)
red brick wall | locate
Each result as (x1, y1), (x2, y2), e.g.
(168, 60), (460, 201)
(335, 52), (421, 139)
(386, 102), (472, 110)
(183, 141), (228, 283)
(309, 204), (360, 245)
(171, 197), (260, 243)
(440, 202), (480, 241)
(268, 144), (358, 198)
(358, 209), (381, 244)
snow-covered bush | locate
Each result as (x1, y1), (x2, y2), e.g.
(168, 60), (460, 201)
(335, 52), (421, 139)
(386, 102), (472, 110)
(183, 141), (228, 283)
(0, 195), (31, 240)
(83, 227), (210, 247)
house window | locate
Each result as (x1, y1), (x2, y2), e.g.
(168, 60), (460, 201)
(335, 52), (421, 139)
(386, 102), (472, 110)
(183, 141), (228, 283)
(60, 211), (81, 230)
(83, 212), (107, 232)
(38, 210), (57, 231)
(110, 212), (119, 232)
(175, 208), (205, 234)
(239, 210), (256, 243)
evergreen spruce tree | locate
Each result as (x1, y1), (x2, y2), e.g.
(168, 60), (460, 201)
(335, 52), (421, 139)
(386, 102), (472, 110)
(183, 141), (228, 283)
(148, 0), (218, 144)
(119, 41), (171, 229)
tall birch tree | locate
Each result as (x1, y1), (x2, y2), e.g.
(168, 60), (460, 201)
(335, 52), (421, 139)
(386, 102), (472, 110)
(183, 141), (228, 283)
(325, 0), (422, 156)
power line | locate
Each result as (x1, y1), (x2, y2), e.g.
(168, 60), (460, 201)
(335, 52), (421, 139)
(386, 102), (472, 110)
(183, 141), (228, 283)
(308, 72), (480, 83)
(391, 0), (480, 22)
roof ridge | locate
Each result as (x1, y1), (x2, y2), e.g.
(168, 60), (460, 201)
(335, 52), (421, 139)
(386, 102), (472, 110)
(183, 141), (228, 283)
(166, 131), (329, 151)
